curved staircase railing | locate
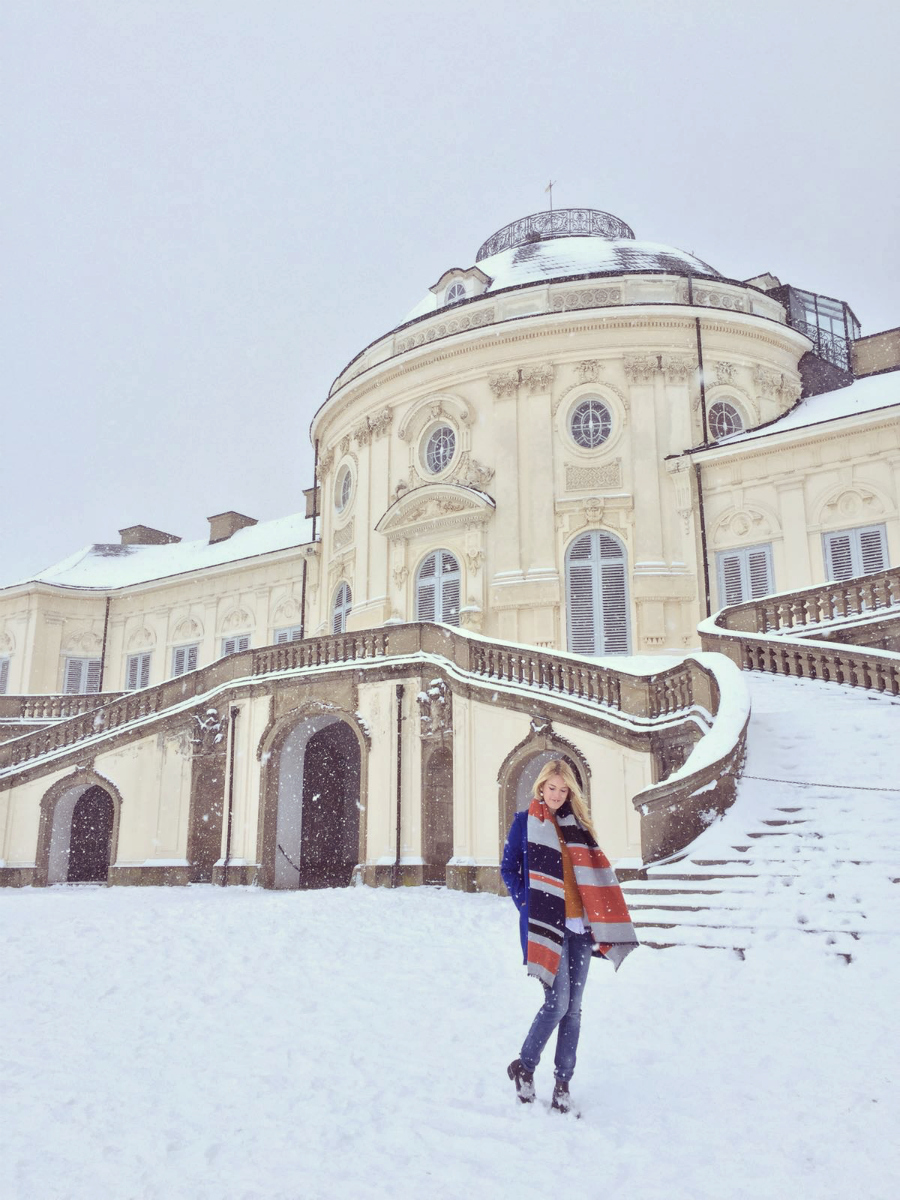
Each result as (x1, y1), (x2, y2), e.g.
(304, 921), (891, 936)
(699, 567), (900, 695)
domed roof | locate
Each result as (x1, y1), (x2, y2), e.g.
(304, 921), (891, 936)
(405, 207), (720, 322)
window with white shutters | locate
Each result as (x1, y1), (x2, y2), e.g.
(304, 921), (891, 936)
(823, 524), (888, 581)
(63, 657), (102, 694)
(332, 584), (352, 633)
(221, 635), (250, 657)
(125, 652), (151, 690)
(0, 657), (9, 695)
(171, 644), (200, 677)
(565, 531), (630, 655)
(274, 625), (303, 644)
(715, 544), (774, 608)
(415, 551), (460, 626)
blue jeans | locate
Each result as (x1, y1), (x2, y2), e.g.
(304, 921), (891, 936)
(520, 928), (594, 1082)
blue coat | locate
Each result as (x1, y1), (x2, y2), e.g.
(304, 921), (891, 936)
(500, 811), (530, 963)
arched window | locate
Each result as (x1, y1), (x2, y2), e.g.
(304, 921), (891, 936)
(566, 530), (630, 655)
(570, 398), (613, 448)
(425, 425), (456, 475)
(708, 401), (743, 441)
(445, 282), (466, 306)
(416, 551), (460, 626)
(332, 583), (352, 633)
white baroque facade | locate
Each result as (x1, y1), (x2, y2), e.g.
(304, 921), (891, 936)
(0, 206), (897, 891)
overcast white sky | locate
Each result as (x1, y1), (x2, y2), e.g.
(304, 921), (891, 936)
(2, 1), (898, 586)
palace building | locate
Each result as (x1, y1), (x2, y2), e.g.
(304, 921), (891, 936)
(1, 207), (897, 891)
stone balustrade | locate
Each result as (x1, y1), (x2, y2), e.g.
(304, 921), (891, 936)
(700, 567), (900, 696)
(0, 624), (746, 865)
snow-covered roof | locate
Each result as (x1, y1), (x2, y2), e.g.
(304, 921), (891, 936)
(6, 512), (314, 592)
(711, 370), (900, 448)
(404, 235), (721, 322)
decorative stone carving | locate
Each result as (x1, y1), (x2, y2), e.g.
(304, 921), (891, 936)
(316, 447), (335, 480)
(418, 678), (452, 738)
(126, 626), (156, 651)
(459, 457), (495, 488)
(395, 306), (496, 355)
(339, 435), (351, 455)
(334, 520), (354, 550)
(191, 708), (224, 756)
(715, 361), (738, 385)
(273, 596), (303, 625)
(584, 497), (605, 524)
(665, 459), (694, 534)
(824, 487), (880, 521)
(694, 288), (746, 312)
(489, 371), (519, 397)
(521, 363), (555, 393)
(549, 287), (622, 312)
(753, 366), (783, 398)
(222, 608), (251, 633)
(0, 631), (14, 654)
(173, 618), (202, 643)
(351, 418), (372, 447)
(392, 479), (410, 502)
(660, 353), (698, 383)
(376, 483), (495, 541)
(62, 630), (103, 655)
(623, 354), (657, 383)
(565, 460), (622, 491)
(368, 407), (393, 439)
(392, 565), (409, 588)
(530, 714), (552, 736)
(459, 604), (484, 633)
(465, 548), (485, 575)
(575, 360), (603, 383)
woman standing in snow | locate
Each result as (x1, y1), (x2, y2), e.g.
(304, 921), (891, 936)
(500, 759), (638, 1113)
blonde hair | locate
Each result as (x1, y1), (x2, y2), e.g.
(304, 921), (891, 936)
(532, 758), (598, 843)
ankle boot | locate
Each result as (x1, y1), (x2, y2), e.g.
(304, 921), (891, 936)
(551, 1078), (573, 1113)
(507, 1058), (535, 1104)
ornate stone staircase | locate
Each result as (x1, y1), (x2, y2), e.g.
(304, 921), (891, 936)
(622, 670), (900, 961)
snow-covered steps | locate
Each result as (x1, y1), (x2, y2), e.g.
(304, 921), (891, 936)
(622, 672), (900, 960)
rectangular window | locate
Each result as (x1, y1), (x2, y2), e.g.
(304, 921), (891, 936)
(715, 544), (774, 608)
(0, 657), (9, 695)
(823, 524), (888, 581)
(171, 644), (200, 677)
(274, 626), (303, 644)
(125, 652), (151, 691)
(63, 657), (102, 695)
(221, 635), (250, 657)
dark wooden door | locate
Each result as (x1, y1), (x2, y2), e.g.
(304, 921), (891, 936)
(299, 723), (360, 888)
(67, 786), (114, 883)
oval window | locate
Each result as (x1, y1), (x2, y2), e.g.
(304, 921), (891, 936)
(708, 401), (743, 440)
(425, 426), (456, 475)
(335, 466), (352, 512)
(570, 398), (612, 448)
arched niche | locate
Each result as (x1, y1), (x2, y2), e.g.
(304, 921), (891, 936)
(256, 705), (369, 890)
(496, 722), (591, 855)
(35, 769), (123, 886)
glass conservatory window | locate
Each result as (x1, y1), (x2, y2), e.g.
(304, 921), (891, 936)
(708, 401), (743, 441)
(425, 426), (456, 474)
(570, 399), (612, 448)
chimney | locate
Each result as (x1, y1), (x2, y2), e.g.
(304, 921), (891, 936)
(119, 525), (182, 546)
(207, 511), (258, 544)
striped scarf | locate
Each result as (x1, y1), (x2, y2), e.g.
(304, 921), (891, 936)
(526, 797), (638, 984)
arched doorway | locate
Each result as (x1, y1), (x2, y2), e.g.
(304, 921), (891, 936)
(67, 787), (115, 882)
(273, 715), (362, 889)
(565, 530), (630, 655)
(422, 745), (453, 885)
(499, 743), (588, 850)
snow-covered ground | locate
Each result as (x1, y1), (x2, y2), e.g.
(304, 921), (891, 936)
(2, 671), (898, 1200)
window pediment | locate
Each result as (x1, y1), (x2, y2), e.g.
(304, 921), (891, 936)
(375, 483), (495, 541)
